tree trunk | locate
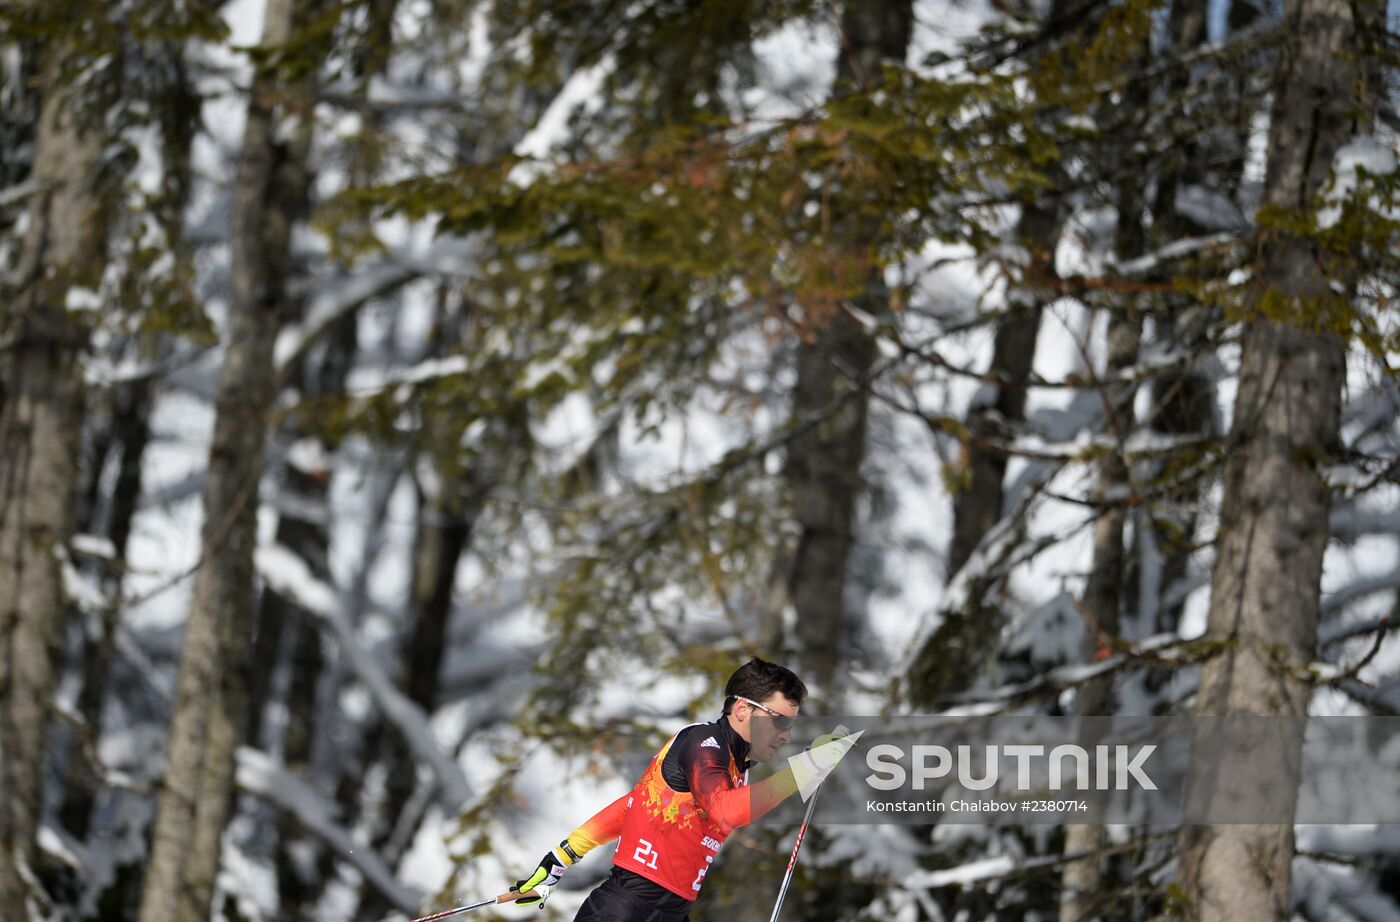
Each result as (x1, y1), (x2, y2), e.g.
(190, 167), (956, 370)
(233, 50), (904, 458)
(1176, 0), (1371, 915)
(356, 291), (481, 920)
(273, 578), (329, 914)
(1059, 151), (1147, 922)
(354, 484), (473, 918)
(255, 447), (340, 913)
(1143, 324), (1215, 640)
(1140, 0), (1228, 643)
(60, 29), (195, 850)
(906, 200), (1057, 704)
(0, 44), (106, 914)
(784, 0), (912, 700)
(136, 0), (313, 917)
(244, 213), (353, 922)
(905, 0), (1074, 704)
(947, 208), (1053, 578)
(785, 310), (877, 697)
(60, 375), (153, 842)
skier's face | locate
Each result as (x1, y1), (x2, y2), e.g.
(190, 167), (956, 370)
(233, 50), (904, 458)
(741, 693), (799, 762)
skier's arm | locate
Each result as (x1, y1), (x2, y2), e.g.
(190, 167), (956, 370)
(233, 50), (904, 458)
(514, 791), (631, 907)
(687, 747), (799, 831)
(688, 729), (860, 829)
(563, 790), (631, 858)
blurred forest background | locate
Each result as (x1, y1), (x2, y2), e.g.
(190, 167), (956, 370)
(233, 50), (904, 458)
(1, 0), (1399, 919)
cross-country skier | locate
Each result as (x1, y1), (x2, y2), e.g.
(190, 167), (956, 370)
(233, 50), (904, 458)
(512, 657), (856, 921)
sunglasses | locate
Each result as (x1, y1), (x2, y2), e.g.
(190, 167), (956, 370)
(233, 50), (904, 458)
(737, 696), (796, 731)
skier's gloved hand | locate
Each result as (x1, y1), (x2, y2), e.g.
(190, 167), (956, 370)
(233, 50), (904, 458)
(809, 729), (859, 769)
(514, 841), (577, 908)
(788, 725), (863, 801)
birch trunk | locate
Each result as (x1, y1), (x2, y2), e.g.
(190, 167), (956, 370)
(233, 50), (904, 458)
(1176, 0), (1372, 914)
(0, 46), (105, 913)
(137, 0), (311, 917)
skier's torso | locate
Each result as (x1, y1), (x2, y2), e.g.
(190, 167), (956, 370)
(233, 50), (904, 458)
(613, 718), (751, 901)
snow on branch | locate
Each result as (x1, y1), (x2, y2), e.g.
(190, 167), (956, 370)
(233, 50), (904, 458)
(0, 178), (50, 208)
(932, 632), (1194, 714)
(37, 824), (88, 874)
(1329, 504), (1400, 540)
(906, 855), (1017, 889)
(1322, 569), (1400, 617)
(904, 830), (1176, 890)
(253, 544), (472, 807)
(1320, 614), (1399, 648)
(870, 309), (1219, 394)
(273, 235), (476, 377)
(895, 497), (1061, 690)
(1335, 677), (1400, 716)
(1297, 824), (1400, 858)
(319, 79), (472, 112)
(999, 428), (1215, 464)
(341, 355), (472, 401)
(1342, 380), (1400, 437)
(235, 747), (424, 914)
(1294, 857), (1400, 922)
(48, 699), (149, 796)
(1109, 232), (1240, 276)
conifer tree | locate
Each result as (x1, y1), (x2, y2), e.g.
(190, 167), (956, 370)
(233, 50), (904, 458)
(784, 0), (913, 702)
(1177, 0), (1383, 915)
(137, 0), (327, 917)
(0, 24), (108, 914)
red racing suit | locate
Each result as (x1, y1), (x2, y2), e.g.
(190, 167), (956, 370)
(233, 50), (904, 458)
(563, 716), (797, 901)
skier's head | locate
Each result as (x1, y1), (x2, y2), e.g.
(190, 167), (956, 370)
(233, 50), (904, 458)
(722, 657), (806, 762)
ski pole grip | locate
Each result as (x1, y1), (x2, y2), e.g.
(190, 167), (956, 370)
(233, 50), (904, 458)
(499, 889), (541, 902)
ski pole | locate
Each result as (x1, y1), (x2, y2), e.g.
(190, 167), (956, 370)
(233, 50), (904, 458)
(766, 779), (823, 922)
(767, 725), (853, 922)
(408, 888), (539, 922)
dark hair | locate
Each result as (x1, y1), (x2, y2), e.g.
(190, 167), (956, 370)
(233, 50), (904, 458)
(723, 657), (807, 714)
